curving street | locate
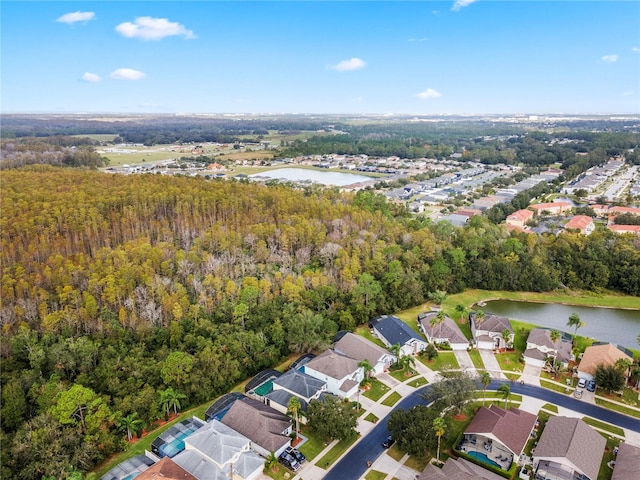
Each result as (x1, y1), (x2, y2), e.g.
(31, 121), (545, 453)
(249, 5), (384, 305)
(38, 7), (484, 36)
(322, 380), (640, 480)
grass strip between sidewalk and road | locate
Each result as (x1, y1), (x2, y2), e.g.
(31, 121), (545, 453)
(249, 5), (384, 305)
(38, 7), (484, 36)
(317, 434), (360, 469)
(581, 416), (625, 437)
(382, 391), (402, 407)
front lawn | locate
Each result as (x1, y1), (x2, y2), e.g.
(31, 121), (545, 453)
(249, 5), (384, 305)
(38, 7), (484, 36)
(364, 413), (379, 423)
(404, 454), (432, 472)
(495, 351), (523, 373)
(418, 351), (460, 371)
(468, 349), (485, 369)
(540, 379), (571, 394)
(362, 379), (391, 401)
(598, 436), (619, 480)
(297, 425), (329, 461)
(389, 366), (417, 382)
(365, 471), (387, 480)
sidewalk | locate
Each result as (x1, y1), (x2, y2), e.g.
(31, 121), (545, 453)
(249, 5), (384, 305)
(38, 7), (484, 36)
(263, 349), (640, 480)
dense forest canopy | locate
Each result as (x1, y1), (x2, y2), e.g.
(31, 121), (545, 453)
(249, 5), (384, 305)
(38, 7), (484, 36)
(1, 115), (639, 479)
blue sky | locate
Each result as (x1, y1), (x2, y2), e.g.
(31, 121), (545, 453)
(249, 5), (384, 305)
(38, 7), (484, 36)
(2, 1), (639, 114)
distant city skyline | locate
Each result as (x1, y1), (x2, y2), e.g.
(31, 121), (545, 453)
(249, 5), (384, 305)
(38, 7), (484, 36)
(2, 1), (639, 115)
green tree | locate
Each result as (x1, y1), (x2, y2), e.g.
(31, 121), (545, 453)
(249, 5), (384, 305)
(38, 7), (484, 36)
(307, 396), (357, 442)
(358, 358), (374, 379)
(49, 384), (112, 436)
(497, 383), (511, 408)
(479, 371), (492, 407)
(433, 416), (446, 463)
(594, 364), (625, 392)
(474, 310), (485, 340)
(1, 379), (27, 431)
(387, 405), (439, 457)
(288, 396), (301, 437)
(160, 351), (194, 390)
(398, 354), (416, 373)
(264, 452), (278, 473)
(550, 329), (561, 351)
(424, 343), (438, 361)
(501, 329), (512, 349)
(233, 302), (249, 330)
(159, 387), (186, 418)
(422, 369), (476, 415)
(390, 342), (402, 359)
(454, 303), (469, 322)
(567, 313), (584, 345)
(117, 412), (143, 442)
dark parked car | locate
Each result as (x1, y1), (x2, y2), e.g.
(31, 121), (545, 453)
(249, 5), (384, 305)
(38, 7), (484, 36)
(278, 452), (300, 471)
(587, 380), (596, 392)
(285, 446), (306, 464)
(382, 436), (395, 448)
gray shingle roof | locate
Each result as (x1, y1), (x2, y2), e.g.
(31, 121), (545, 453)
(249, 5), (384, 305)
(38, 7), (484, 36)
(371, 315), (424, 346)
(265, 390), (309, 411)
(185, 420), (249, 466)
(221, 397), (291, 454)
(533, 416), (606, 480)
(471, 313), (513, 334)
(334, 332), (389, 364)
(418, 457), (506, 480)
(304, 349), (360, 380)
(273, 369), (325, 399)
(611, 442), (640, 480)
(419, 313), (468, 344)
(464, 405), (537, 456)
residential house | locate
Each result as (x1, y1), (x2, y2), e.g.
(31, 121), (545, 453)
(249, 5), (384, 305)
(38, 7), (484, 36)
(469, 313), (514, 350)
(134, 457), (197, 480)
(523, 328), (572, 368)
(151, 417), (206, 458)
(458, 406), (537, 472)
(609, 206), (640, 218)
(333, 332), (396, 376)
(418, 312), (469, 351)
(418, 457), (505, 480)
(370, 315), (428, 356)
(532, 416), (606, 480)
(611, 442), (640, 480)
(590, 204), (609, 217)
(173, 420), (264, 480)
(528, 201), (572, 216)
(264, 368), (326, 418)
(577, 343), (632, 382)
(564, 215), (595, 235)
(303, 349), (363, 398)
(505, 209), (534, 228)
(221, 397), (292, 457)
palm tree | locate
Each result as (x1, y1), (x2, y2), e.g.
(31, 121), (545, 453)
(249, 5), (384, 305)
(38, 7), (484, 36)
(501, 329), (512, 350)
(358, 359), (374, 379)
(497, 383), (510, 409)
(550, 329), (561, 358)
(433, 417), (446, 463)
(390, 343), (402, 361)
(567, 313), (584, 346)
(637, 333), (640, 346)
(455, 303), (469, 323)
(399, 354), (416, 373)
(117, 412), (143, 442)
(474, 310), (485, 342)
(288, 396), (301, 437)
(435, 310), (446, 339)
(480, 371), (492, 407)
(159, 387), (186, 417)
(615, 358), (632, 378)
(264, 452), (278, 473)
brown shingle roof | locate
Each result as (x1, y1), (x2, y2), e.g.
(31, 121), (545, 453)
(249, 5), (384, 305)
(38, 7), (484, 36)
(304, 349), (360, 380)
(418, 457), (505, 480)
(334, 332), (389, 364)
(578, 343), (632, 377)
(533, 416), (606, 480)
(220, 397), (291, 453)
(135, 458), (197, 480)
(611, 442), (640, 480)
(464, 405), (537, 456)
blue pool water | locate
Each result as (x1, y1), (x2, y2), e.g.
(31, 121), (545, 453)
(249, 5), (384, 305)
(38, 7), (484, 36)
(467, 450), (502, 469)
(159, 433), (189, 457)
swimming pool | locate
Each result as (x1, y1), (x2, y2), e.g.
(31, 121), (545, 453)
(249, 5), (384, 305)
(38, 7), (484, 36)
(467, 450), (502, 469)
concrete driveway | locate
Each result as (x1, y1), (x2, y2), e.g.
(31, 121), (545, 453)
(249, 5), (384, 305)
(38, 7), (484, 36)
(478, 349), (507, 379)
(521, 363), (542, 386)
(453, 350), (475, 372)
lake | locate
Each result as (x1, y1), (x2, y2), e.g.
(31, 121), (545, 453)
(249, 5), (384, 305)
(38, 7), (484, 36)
(249, 168), (374, 186)
(479, 300), (640, 350)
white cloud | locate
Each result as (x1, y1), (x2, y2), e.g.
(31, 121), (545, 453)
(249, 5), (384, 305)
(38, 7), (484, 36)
(82, 72), (101, 83)
(56, 11), (95, 24)
(110, 68), (146, 80)
(632, 47), (640, 53)
(115, 16), (196, 40)
(328, 58), (366, 72)
(416, 88), (442, 100)
(622, 91), (634, 97)
(452, 0), (477, 11)
(601, 54), (619, 63)
(409, 37), (428, 42)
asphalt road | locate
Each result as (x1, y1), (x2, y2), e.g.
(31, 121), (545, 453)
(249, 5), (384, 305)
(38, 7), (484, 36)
(322, 380), (640, 480)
